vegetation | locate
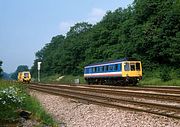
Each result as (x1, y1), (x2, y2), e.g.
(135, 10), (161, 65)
(0, 80), (57, 126)
(31, 0), (180, 84)
(0, 60), (3, 78)
(40, 74), (86, 84)
(140, 69), (180, 86)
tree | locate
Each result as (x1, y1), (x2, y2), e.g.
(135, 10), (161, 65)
(0, 60), (3, 78)
(30, 0), (180, 77)
(11, 65), (29, 80)
(67, 22), (92, 37)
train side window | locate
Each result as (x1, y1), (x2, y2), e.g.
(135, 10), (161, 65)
(109, 66), (113, 71)
(119, 64), (122, 71)
(89, 68), (92, 73)
(114, 64), (118, 71)
(102, 66), (104, 72)
(92, 67), (95, 72)
(98, 67), (100, 72)
(85, 68), (88, 73)
(124, 63), (130, 71)
(105, 65), (109, 71)
(136, 63), (140, 71)
(130, 64), (135, 71)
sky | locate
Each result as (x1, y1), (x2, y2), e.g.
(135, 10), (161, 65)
(0, 0), (133, 73)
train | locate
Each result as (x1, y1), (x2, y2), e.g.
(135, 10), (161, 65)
(18, 71), (31, 83)
(84, 58), (142, 85)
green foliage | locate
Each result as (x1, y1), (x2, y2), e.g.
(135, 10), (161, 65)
(0, 81), (26, 121)
(140, 69), (180, 86)
(11, 65), (29, 80)
(0, 60), (3, 78)
(0, 80), (57, 125)
(40, 75), (86, 84)
(160, 67), (172, 82)
(0, 85), (25, 120)
(31, 0), (180, 80)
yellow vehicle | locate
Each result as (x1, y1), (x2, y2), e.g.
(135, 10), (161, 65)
(18, 71), (31, 83)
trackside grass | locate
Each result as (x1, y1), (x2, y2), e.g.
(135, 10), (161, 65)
(139, 78), (180, 86)
(39, 72), (180, 86)
(40, 74), (86, 84)
(0, 80), (58, 126)
(139, 69), (180, 86)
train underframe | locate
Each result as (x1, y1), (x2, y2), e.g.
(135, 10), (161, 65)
(23, 79), (31, 83)
(85, 77), (141, 86)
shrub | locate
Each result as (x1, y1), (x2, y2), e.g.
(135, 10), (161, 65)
(160, 67), (172, 82)
(0, 86), (26, 120)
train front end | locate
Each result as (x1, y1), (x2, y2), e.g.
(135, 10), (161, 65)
(122, 61), (142, 84)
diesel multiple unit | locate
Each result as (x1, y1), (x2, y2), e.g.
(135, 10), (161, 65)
(18, 71), (31, 83)
(84, 58), (142, 85)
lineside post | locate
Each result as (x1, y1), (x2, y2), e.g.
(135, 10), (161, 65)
(37, 62), (42, 82)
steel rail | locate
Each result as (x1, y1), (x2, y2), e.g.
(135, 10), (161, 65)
(36, 82), (180, 94)
(31, 83), (180, 103)
(29, 85), (180, 119)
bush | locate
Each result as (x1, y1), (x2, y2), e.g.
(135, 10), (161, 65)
(160, 67), (172, 82)
(0, 85), (26, 121)
(0, 80), (58, 126)
(176, 69), (180, 79)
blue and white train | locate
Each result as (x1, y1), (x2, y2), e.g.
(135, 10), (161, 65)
(84, 58), (142, 85)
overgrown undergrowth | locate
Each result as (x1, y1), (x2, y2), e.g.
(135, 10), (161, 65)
(0, 80), (57, 126)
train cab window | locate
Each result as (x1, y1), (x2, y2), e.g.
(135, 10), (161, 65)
(136, 63), (140, 71)
(124, 63), (130, 71)
(24, 73), (29, 78)
(130, 64), (135, 71)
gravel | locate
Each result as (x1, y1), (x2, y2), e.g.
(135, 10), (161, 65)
(30, 90), (180, 127)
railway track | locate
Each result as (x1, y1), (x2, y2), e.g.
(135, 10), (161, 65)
(29, 83), (180, 119)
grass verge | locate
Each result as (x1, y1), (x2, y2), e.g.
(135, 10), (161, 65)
(40, 74), (86, 84)
(0, 80), (58, 126)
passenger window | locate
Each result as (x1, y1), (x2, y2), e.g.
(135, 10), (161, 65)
(119, 64), (122, 71)
(102, 66), (104, 72)
(130, 64), (135, 71)
(92, 67), (95, 72)
(124, 63), (130, 71)
(114, 64), (118, 71)
(98, 67), (100, 72)
(105, 65), (109, 71)
(109, 66), (113, 71)
(136, 63), (140, 71)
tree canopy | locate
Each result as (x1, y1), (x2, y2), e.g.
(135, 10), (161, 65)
(0, 60), (3, 78)
(31, 0), (180, 77)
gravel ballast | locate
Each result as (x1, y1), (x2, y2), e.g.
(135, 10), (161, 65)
(30, 90), (180, 127)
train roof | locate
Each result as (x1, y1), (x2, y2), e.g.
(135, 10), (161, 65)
(85, 58), (139, 67)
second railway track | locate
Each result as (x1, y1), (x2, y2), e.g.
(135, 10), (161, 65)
(29, 83), (180, 119)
